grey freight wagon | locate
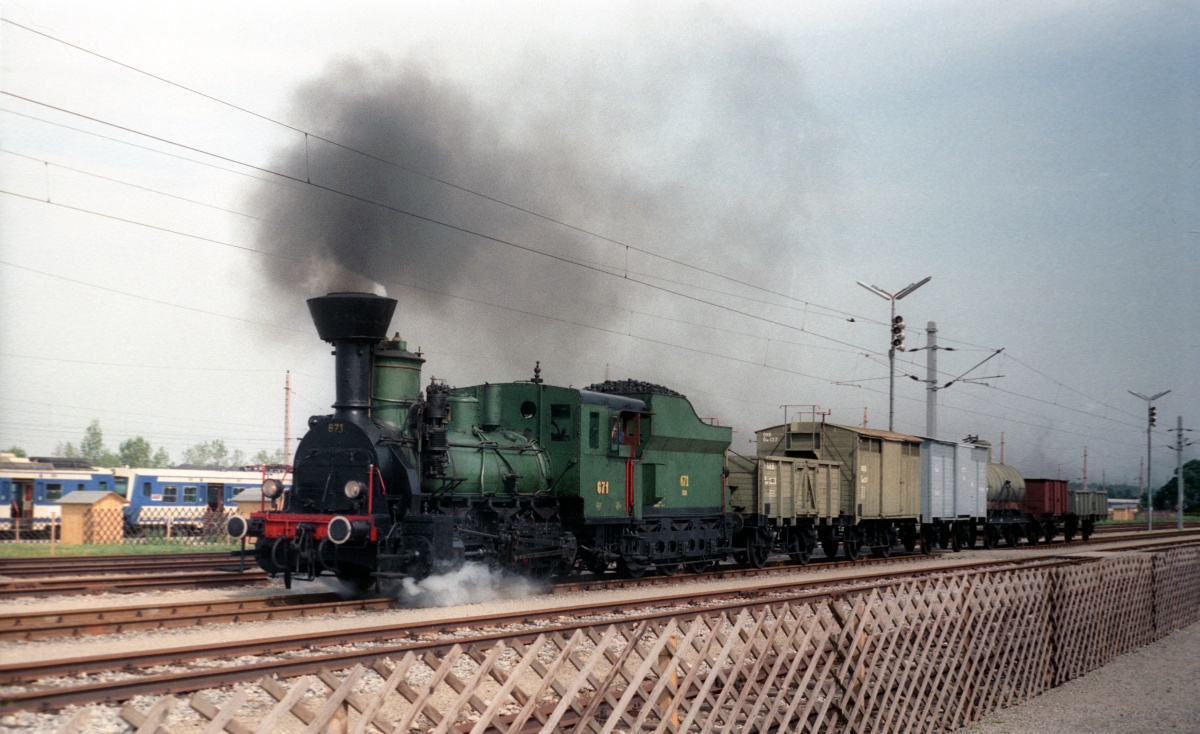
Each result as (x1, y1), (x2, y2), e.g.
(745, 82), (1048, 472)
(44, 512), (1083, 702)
(920, 437), (989, 551)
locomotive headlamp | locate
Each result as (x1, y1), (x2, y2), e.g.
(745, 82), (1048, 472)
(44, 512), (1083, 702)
(343, 479), (365, 499)
(262, 479), (284, 499)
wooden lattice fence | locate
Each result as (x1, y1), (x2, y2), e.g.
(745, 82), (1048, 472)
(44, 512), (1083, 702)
(120, 547), (1200, 734)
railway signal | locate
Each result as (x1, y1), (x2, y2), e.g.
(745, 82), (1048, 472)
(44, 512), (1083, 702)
(1129, 389), (1171, 531)
(891, 315), (906, 351)
(856, 276), (931, 432)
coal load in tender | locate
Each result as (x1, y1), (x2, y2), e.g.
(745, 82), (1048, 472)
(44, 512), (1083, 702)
(584, 379), (684, 398)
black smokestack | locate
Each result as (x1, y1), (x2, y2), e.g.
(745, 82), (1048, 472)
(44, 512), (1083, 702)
(307, 292), (397, 422)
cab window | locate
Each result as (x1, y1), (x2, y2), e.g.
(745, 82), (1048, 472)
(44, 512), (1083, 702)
(550, 404), (572, 442)
(588, 412), (600, 450)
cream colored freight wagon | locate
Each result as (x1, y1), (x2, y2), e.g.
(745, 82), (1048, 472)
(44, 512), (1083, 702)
(752, 422), (922, 559)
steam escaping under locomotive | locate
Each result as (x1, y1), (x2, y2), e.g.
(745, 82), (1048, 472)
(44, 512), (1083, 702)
(228, 292), (749, 590)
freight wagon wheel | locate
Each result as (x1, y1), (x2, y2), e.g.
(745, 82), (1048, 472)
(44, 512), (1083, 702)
(843, 535), (862, 561)
(821, 539), (839, 560)
(789, 534), (813, 565)
(1025, 522), (1041, 546)
(900, 526), (917, 553)
(1081, 520), (1094, 541)
(1043, 521), (1057, 543)
(872, 542), (892, 558)
(983, 526), (999, 550)
(1064, 517), (1078, 543)
(937, 525), (950, 550)
(919, 527), (935, 555)
(950, 526), (962, 553)
(1003, 526), (1019, 547)
(967, 527), (979, 549)
(737, 537), (771, 569)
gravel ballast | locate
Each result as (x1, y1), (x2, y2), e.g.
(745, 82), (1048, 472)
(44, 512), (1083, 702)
(962, 619), (1200, 734)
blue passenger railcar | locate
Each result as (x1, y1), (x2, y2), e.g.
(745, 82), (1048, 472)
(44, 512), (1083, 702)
(113, 468), (276, 532)
(0, 453), (115, 531)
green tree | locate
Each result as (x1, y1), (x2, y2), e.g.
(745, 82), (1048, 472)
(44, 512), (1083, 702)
(80, 419), (107, 464)
(118, 437), (154, 467)
(4, 446), (26, 457)
(1152, 459), (1200, 513)
(181, 439), (245, 468)
(251, 448), (288, 465)
(151, 447), (172, 468)
(54, 441), (80, 458)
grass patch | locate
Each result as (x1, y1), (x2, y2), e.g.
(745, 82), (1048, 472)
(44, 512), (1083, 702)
(0, 541), (242, 558)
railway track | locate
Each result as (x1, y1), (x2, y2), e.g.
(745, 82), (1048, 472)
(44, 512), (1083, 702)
(0, 554), (1092, 712)
(0, 569), (269, 599)
(3, 531), (1197, 714)
(0, 550), (242, 578)
(0, 526), (1192, 604)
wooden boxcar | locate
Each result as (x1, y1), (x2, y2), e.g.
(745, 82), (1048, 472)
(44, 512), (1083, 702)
(726, 450), (843, 563)
(753, 422), (921, 559)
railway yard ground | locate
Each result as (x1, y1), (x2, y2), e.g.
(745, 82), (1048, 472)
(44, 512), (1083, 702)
(0, 528), (1196, 733)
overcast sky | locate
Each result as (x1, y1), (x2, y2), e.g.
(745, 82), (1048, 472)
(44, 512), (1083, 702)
(0, 0), (1195, 485)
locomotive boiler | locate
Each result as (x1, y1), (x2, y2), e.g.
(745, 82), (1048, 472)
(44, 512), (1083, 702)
(228, 292), (745, 590)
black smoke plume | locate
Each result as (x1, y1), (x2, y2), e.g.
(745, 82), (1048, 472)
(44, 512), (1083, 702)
(247, 9), (835, 373)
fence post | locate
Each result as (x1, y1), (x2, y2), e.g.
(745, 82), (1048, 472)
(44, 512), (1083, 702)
(166, 516), (173, 539)
(50, 516), (57, 556)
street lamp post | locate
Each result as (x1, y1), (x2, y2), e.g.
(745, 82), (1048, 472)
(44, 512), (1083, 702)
(857, 277), (931, 432)
(1129, 389), (1170, 531)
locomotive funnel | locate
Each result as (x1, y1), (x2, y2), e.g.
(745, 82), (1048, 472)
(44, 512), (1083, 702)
(308, 292), (397, 343)
(307, 292), (398, 422)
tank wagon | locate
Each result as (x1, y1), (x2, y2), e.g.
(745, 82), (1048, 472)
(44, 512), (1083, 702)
(747, 421), (922, 560)
(985, 464), (1105, 545)
(229, 292), (743, 588)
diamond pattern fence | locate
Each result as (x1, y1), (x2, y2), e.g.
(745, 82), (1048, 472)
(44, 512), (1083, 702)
(119, 547), (1199, 734)
(0, 507), (240, 546)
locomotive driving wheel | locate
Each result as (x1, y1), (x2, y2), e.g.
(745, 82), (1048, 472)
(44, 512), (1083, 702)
(336, 566), (375, 596)
(619, 558), (648, 578)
